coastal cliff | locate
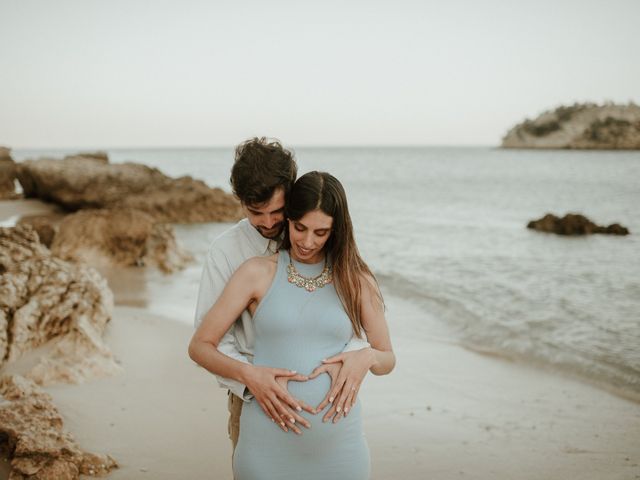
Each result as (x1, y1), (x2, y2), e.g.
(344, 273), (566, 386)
(501, 102), (640, 149)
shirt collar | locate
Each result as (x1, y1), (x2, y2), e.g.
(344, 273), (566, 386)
(242, 219), (281, 255)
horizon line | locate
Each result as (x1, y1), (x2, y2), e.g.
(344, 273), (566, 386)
(8, 143), (498, 151)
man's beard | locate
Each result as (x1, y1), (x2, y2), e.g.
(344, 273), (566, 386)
(255, 222), (284, 240)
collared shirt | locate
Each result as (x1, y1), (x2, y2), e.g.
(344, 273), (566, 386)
(194, 218), (369, 401)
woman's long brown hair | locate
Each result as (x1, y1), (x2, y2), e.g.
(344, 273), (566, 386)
(281, 171), (383, 337)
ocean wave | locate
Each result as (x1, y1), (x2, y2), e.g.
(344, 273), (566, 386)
(376, 270), (640, 398)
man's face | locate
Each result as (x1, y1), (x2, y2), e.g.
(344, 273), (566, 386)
(243, 187), (286, 240)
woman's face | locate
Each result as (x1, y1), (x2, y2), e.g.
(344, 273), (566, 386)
(288, 209), (333, 264)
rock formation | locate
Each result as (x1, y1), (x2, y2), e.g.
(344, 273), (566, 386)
(0, 225), (121, 386)
(15, 153), (243, 222)
(502, 102), (640, 149)
(51, 208), (193, 274)
(0, 374), (118, 479)
(16, 214), (60, 248)
(0, 146), (19, 199)
(527, 213), (629, 235)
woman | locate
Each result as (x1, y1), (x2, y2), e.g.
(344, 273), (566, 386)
(189, 171), (395, 479)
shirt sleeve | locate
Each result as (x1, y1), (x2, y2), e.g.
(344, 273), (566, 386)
(194, 244), (253, 401)
(342, 333), (371, 352)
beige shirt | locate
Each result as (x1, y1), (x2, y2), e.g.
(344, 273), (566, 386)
(194, 219), (369, 400)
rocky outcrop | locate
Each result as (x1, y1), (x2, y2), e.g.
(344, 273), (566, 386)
(16, 214), (60, 248)
(502, 103), (640, 149)
(527, 213), (629, 235)
(0, 146), (19, 199)
(51, 208), (193, 274)
(0, 225), (121, 386)
(0, 374), (118, 479)
(15, 153), (243, 222)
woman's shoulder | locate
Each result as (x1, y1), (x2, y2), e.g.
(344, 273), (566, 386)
(357, 270), (378, 288)
(357, 270), (383, 300)
(237, 253), (279, 278)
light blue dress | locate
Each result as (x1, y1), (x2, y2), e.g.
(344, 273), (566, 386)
(232, 250), (370, 480)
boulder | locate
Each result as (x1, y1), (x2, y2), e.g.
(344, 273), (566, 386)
(0, 374), (118, 479)
(502, 103), (640, 149)
(0, 225), (121, 385)
(51, 208), (193, 274)
(16, 214), (60, 248)
(527, 213), (630, 235)
(0, 146), (19, 199)
(15, 153), (243, 222)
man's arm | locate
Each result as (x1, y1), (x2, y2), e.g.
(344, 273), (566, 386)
(194, 246), (252, 400)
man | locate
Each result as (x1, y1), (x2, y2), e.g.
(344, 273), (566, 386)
(194, 137), (371, 450)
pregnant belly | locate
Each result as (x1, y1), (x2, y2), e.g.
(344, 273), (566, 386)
(285, 372), (331, 408)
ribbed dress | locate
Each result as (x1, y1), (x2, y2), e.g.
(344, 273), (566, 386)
(232, 250), (370, 480)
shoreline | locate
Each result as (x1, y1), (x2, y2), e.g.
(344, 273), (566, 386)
(461, 342), (640, 406)
(1, 199), (639, 478)
(3, 199), (639, 404)
(4, 302), (639, 480)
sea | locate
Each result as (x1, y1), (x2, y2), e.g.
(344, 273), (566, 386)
(11, 146), (640, 399)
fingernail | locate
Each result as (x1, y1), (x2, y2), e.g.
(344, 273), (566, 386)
(290, 418), (295, 423)
(337, 406), (341, 412)
(290, 370), (297, 374)
(296, 406), (302, 412)
(329, 397), (334, 402)
(280, 422), (285, 427)
(345, 407), (349, 413)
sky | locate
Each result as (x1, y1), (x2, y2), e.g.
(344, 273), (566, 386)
(1, 0), (639, 148)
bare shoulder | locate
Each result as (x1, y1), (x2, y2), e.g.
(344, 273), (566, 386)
(359, 271), (380, 293)
(359, 271), (384, 307)
(237, 253), (279, 278)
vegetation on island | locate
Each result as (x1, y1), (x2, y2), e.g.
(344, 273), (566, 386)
(502, 102), (640, 149)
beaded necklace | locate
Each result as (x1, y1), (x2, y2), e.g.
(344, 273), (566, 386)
(287, 252), (333, 292)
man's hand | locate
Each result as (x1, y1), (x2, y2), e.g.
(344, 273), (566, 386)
(243, 365), (314, 434)
(309, 347), (375, 424)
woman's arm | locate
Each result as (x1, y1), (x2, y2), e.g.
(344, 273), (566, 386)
(188, 257), (312, 432)
(188, 257), (261, 382)
(359, 274), (395, 376)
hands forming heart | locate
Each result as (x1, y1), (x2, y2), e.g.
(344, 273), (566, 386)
(268, 347), (375, 434)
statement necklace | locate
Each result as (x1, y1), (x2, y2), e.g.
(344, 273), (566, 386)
(287, 252), (333, 292)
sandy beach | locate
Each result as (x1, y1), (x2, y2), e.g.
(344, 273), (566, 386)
(1, 199), (640, 479)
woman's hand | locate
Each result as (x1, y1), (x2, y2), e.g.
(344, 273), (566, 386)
(309, 347), (376, 423)
(242, 365), (314, 434)
(275, 374), (314, 434)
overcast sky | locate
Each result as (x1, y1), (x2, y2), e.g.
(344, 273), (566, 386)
(1, 0), (639, 148)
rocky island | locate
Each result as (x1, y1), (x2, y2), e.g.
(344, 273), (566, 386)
(502, 102), (640, 149)
(527, 213), (629, 236)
